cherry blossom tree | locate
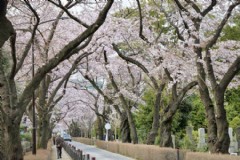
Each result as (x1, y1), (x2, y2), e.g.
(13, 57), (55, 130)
(0, 0), (114, 159)
(80, 52), (142, 143)
(33, 52), (91, 149)
(159, 0), (240, 153)
(64, 0), (197, 146)
(83, 72), (133, 142)
(101, 0), (198, 146)
(61, 11), (143, 142)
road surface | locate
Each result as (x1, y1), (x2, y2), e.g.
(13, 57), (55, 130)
(68, 141), (134, 160)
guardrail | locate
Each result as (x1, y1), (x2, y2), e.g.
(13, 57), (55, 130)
(63, 142), (96, 160)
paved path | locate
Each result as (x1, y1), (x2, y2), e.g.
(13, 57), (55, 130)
(51, 145), (72, 160)
(69, 141), (134, 160)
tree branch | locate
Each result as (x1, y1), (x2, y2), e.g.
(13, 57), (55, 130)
(184, 0), (201, 13)
(177, 81), (198, 102)
(83, 74), (122, 115)
(9, 32), (16, 79)
(135, 0), (150, 44)
(159, 5), (185, 41)
(112, 43), (159, 89)
(0, 0), (7, 16)
(47, 52), (93, 111)
(0, 1), (15, 47)
(219, 56), (240, 91)
(204, 49), (217, 89)
(18, 0), (114, 114)
(173, 0), (189, 14)
(164, 80), (197, 121)
(15, 0), (40, 75)
(43, 10), (65, 60)
(206, 2), (240, 49)
(164, 68), (178, 99)
(201, 0), (217, 17)
(48, 0), (89, 28)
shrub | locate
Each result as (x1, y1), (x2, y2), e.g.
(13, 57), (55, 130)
(21, 132), (31, 142)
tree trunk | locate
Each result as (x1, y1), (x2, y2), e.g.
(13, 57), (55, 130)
(1, 119), (23, 160)
(124, 108), (138, 144)
(213, 89), (230, 153)
(0, 15), (14, 48)
(160, 118), (173, 147)
(105, 66), (138, 143)
(204, 102), (218, 152)
(146, 87), (163, 144)
(159, 105), (174, 148)
(195, 49), (218, 152)
(38, 116), (51, 149)
(97, 116), (104, 140)
(0, 55), (23, 159)
(120, 112), (131, 143)
(0, 124), (3, 159)
(196, 54), (220, 153)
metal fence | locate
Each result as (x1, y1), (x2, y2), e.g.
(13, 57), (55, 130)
(63, 142), (96, 160)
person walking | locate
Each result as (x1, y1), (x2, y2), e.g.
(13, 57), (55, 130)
(55, 133), (64, 159)
(52, 133), (56, 145)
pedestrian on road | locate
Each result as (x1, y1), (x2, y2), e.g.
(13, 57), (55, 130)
(52, 133), (56, 145)
(55, 133), (64, 159)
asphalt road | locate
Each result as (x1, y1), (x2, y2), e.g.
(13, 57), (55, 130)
(68, 141), (134, 160)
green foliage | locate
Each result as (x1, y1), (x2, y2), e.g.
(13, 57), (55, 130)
(196, 145), (208, 152)
(225, 87), (240, 129)
(225, 87), (240, 118)
(135, 87), (193, 144)
(145, 6), (178, 43)
(69, 120), (81, 137)
(187, 94), (207, 130)
(175, 94), (207, 149)
(21, 132), (31, 142)
(134, 88), (155, 143)
(179, 134), (196, 151)
(114, 7), (138, 18)
(114, 0), (177, 44)
(229, 117), (240, 130)
(20, 125), (32, 142)
(20, 125), (26, 132)
(221, 15), (240, 41)
(172, 98), (192, 139)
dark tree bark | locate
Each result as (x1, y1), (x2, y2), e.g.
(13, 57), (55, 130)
(38, 116), (51, 149)
(2, 119), (23, 160)
(146, 85), (165, 144)
(0, 62), (23, 159)
(96, 116), (104, 140)
(213, 90), (230, 153)
(160, 118), (173, 147)
(120, 111), (131, 143)
(0, 0), (14, 48)
(159, 79), (197, 147)
(196, 54), (218, 153)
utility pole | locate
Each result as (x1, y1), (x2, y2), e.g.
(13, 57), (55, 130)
(31, 16), (37, 155)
